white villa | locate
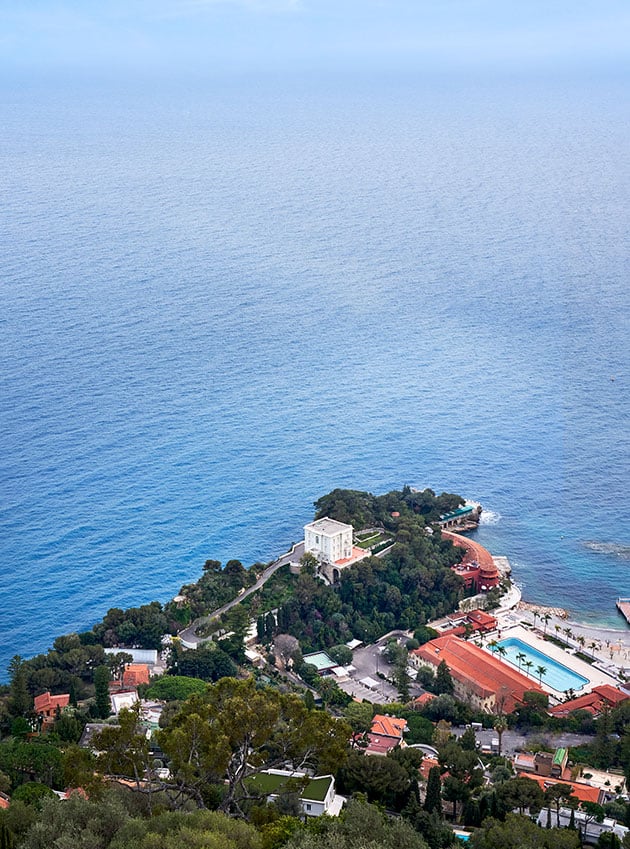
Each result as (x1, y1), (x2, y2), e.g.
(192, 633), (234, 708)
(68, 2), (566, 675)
(304, 517), (371, 582)
(304, 517), (353, 563)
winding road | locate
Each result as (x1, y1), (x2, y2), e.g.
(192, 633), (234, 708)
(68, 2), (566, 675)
(177, 542), (305, 648)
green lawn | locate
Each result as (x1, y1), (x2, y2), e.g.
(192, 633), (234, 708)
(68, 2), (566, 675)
(355, 532), (389, 549)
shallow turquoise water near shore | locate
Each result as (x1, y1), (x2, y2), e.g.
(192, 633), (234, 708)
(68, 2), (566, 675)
(1, 73), (628, 677)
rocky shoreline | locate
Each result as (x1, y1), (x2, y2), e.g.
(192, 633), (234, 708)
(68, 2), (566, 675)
(517, 600), (569, 619)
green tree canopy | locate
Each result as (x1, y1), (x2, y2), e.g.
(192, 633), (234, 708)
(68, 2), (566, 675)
(470, 813), (580, 849)
(157, 678), (350, 815)
(145, 676), (208, 702)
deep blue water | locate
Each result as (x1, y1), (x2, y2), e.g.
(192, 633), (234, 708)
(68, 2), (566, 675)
(1, 73), (628, 678)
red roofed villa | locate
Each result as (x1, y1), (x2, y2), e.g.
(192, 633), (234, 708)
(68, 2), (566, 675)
(549, 684), (629, 719)
(364, 714), (407, 756)
(34, 691), (70, 726)
(443, 531), (500, 592)
(411, 635), (545, 714)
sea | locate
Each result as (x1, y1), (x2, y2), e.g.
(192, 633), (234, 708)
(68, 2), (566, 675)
(1, 71), (628, 679)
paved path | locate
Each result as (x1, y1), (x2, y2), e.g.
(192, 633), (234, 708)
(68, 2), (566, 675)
(178, 542), (304, 648)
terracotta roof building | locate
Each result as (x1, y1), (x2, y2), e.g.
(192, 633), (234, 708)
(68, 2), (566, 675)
(122, 664), (151, 688)
(34, 691), (70, 725)
(364, 714), (407, 756)
(519, 773), (603, 805)
(443, 531), (500, 592)
(434, 609), (498, 639)
(412, 635), (544, 714)
(548, 684), (629, 718)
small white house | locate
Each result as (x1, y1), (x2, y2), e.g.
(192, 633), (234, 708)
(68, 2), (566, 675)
(304, 517), (353, 564)
(249, 769), (338, 817)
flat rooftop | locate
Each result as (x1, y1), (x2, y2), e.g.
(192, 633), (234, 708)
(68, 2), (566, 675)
(305, 517), (353, 536)
(303, 650), (336, 671)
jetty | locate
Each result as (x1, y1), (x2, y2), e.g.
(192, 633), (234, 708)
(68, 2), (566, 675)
(616, 598), (630, 626)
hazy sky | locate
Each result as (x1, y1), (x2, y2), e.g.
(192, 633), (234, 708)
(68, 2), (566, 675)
(1, 0), (629, 76)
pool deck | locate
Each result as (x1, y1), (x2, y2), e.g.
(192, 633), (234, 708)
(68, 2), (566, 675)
(482, 624), (621, 703)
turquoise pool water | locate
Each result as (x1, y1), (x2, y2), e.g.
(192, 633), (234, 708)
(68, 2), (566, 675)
(496, 637), (589, 692)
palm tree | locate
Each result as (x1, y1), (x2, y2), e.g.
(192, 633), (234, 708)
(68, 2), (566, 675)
(542, 613), (551, 636)
(524, 660), (534, 677)
(536, 664), (547, 685)
(497, 646), (507, 661)
(488, 640), (498, 654)
(589, 641), (598, 659)
(532, 611), (539, 630)
(493, 716), (508, 756)
(516, 651), (526, 672)
(577, 635), (586, 653)
(563, 627), (573, 645)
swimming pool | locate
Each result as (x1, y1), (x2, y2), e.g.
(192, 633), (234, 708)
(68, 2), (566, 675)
(496, 637), (589, 692)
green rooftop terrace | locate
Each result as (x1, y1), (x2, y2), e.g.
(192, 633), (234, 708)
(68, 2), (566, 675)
(553, 748), (567, 766)
(248, 772), (332, 802)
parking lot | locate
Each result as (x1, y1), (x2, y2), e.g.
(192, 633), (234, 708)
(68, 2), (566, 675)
(336, 630), (424, 703)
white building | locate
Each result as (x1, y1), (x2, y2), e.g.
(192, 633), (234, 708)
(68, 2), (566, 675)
(250, 769), (341, 817)
(304, 517), (353, 565)
(537, 807), (628, 844)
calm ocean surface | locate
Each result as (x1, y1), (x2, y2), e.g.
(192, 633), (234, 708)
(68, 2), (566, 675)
(1, 73), (628, 677)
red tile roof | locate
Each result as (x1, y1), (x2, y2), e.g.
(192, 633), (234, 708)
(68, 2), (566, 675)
(413, 635), (545, 713)
(364, 734), (401, 756)
(467, 609), (498, 630)
(519, 773), (601, 804)
(363, 714), (407, 755)
(419, 756), (440, 781)
(34, 691), (70, 717)
(413, 692), (436, 707)
(592, 684), (629, 706)
(443, 531), (500, 590)
(548, 684), (629, 718)
(122, 664), (151, 688)
(370, 714), (406, 739)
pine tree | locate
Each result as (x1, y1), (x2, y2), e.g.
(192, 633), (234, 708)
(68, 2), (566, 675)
(424, 765), (442, 815)
(256, 615), (266, 642)
(93, 665), (111, 719)
(265, 611), (276, 640)
(435, 660), (454, 695)
(7, 655), (31, 718)
(0, 823), (15, 849)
